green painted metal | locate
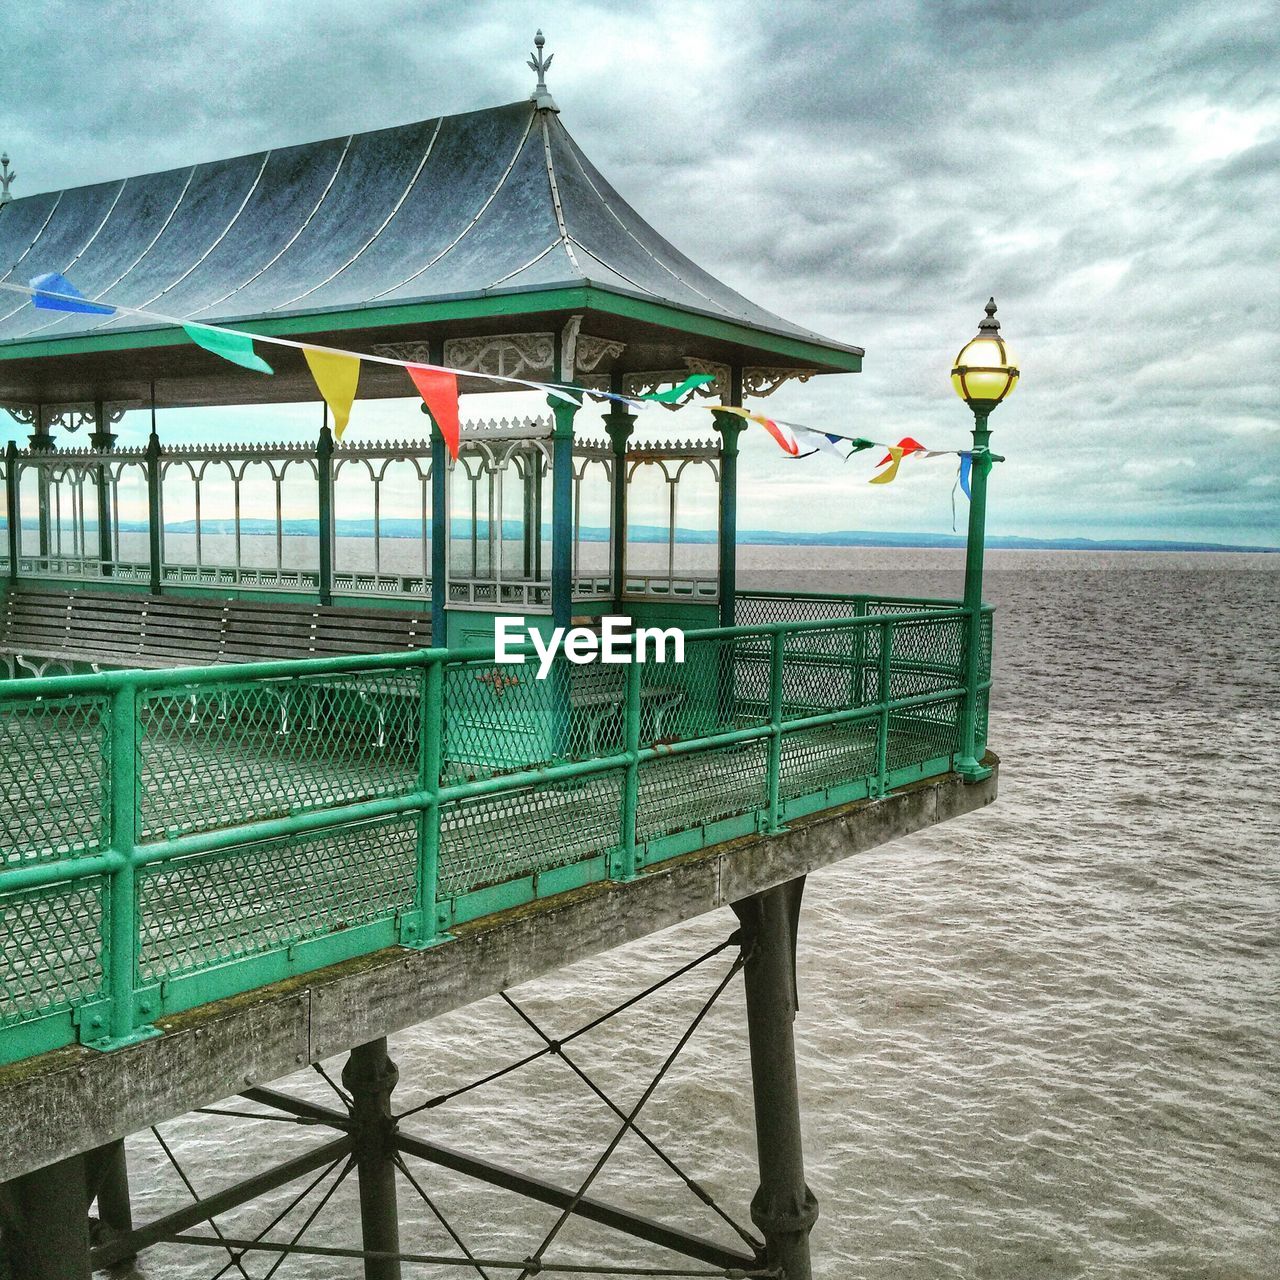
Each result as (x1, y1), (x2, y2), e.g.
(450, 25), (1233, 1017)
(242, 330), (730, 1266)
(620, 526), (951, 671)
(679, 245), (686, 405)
(603, 404), (635, 611)
(0, 286), (864, 374)
(548, 392), (580, 631)
(145, 427), (162, 595)
(712, 408), (747, 628)
(4, 440), (18, 580)
(317, 422), (335, 607)
(956, 412), (993, 782)
(0, 596), (991, 1067)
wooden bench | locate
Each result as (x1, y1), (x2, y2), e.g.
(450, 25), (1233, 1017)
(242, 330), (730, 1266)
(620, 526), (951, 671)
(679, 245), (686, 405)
(568, 664), (684, 752)
(0, 588), (432, 679)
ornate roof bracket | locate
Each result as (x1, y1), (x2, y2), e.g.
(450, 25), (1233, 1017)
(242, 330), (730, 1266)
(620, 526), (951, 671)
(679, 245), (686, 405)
(622, 359), (730, 411)
(3, 402), (137, 432)
(743, 367), (816, 397)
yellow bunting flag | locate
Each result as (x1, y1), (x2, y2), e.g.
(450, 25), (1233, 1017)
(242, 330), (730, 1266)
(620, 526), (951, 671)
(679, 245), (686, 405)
(304, 348), (361, 438)
(869, 446), (905, 484)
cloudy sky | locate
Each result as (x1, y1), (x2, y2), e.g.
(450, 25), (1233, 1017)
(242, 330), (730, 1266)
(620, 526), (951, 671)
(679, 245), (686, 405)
(1, 0), (1276, 546)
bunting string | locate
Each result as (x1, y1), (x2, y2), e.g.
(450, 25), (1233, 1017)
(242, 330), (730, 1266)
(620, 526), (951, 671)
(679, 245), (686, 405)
(6, 274), (985, 495)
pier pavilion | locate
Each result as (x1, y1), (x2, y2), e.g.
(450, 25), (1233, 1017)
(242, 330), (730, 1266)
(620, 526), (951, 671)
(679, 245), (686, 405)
(0, 42), (998, 1280)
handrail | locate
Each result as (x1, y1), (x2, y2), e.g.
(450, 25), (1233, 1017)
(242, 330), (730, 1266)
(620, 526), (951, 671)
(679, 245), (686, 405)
(0, 598), (992, 1066)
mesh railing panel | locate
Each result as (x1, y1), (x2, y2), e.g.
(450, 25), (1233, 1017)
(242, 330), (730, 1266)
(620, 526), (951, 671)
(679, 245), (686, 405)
(136, 816), (417, 984)
(0, 877), (105, 1026)
(0, 693), (108, 864)
(636, 743), (768, 845)
(136, 671), (421, 841)
(779, 720), (879, 801)
(887, 697), (962, 771)
(438, 772), (622, 899)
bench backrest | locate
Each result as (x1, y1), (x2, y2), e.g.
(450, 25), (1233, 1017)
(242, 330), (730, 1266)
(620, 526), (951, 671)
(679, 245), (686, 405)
(0, 588), (431, 670)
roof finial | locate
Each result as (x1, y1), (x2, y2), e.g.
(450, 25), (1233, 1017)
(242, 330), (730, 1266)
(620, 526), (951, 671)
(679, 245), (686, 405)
(527, 29), (559, 112)
(0, 154), (16, 208)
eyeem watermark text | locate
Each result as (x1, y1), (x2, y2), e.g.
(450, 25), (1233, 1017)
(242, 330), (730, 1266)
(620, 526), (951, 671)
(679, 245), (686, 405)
(495, 616), (685, 679)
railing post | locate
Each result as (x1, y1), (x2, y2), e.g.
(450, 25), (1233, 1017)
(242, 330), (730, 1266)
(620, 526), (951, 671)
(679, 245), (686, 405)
(615, 655), (642, 879)
(317, 422), (334, 606)
(5, 439), (18, 580)
(765, 629), (785, 832)
(105, 682), (145, 1046)
(875, 618), (892, 797)
(955, 412), (993, 782)
(404, 655), (445, 946)
(852, 600), (867, 707)
(145, 426), (162, 595)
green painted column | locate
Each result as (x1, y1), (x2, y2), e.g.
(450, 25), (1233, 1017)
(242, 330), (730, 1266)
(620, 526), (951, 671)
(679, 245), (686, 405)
(429, 338), (447, 643)
(955, 412), (993, 782)
(89, 400), (116, 576)
(145, 423), (162, 595)
(731, 877), (818, 1280)
(28, 407), (53, 563)
(712, 406), (746, 629)
(5, 439), (18, 581)
(602, 403), (635, 608)
(342, 1038), (402, 1280)
(317, 421), (335, 606)
(548, 393), (581, 630)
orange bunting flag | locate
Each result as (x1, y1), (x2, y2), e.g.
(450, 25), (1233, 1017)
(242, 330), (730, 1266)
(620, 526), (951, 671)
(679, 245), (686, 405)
(304, 348), (361, 438)
(407, 366), (461, 459)
(875, 437), (926, 468)
(870, 446), (905, 484)
(709, 405), (800, 455)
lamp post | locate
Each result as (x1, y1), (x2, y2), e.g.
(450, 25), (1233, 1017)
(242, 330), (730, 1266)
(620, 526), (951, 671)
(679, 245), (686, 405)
(952, 298), (1018, 782)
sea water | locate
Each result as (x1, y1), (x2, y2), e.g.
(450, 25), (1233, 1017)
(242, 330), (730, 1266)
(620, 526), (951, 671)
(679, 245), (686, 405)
(119, 550), (1279, 1279)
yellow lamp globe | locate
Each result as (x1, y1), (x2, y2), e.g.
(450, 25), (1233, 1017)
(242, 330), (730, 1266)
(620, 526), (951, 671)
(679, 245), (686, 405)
(951, 298), (1019, 409)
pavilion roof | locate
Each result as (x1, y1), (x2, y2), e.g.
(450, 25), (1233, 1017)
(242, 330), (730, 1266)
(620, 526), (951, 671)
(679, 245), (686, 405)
(0, 99), (861, 407)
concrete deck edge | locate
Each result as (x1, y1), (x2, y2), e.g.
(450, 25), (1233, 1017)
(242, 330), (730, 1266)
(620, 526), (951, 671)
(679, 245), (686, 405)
(0, 758), (997, 1181)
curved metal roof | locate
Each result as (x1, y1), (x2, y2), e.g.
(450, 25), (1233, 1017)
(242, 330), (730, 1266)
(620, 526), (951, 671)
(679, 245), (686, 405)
(0, 101), (860, 361)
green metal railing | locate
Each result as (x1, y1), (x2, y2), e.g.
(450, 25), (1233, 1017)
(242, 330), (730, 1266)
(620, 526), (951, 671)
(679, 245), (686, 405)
(0, 599), (992, 1067)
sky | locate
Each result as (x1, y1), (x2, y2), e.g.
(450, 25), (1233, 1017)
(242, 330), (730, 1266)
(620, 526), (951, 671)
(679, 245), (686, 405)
(0, 0), (1276, 547)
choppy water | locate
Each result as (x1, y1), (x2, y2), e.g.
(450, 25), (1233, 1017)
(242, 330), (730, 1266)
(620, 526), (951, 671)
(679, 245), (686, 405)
(120, 550), (1279, 1280)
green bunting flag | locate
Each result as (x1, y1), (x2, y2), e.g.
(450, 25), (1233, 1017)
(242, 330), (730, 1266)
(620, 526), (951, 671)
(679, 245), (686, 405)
(183, 323), (274, 375)
(845, 438), (876, 454)
(641, 373), (716, 403)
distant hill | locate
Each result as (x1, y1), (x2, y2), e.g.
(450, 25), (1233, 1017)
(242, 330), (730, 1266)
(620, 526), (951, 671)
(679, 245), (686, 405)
(5, 516), (1275, 554)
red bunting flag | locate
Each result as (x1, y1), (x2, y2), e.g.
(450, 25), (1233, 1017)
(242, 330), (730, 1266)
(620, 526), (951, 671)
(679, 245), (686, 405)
(875, 437), (926, 467)
(406, 366), (460, 459)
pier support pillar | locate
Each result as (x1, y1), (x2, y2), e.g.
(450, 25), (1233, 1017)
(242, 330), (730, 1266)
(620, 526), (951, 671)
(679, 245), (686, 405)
(343, 1037), (403, 1280)
(732, 876), (818, 1280)
(87, 1138), (133, 1251)
(1, 1152), (93, 1279)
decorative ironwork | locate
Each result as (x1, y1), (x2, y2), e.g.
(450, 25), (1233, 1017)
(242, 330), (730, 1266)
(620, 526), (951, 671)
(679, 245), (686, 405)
(439, 333), (556, 379)
(624, 360), (729, 409)
(743, 366), (816, 397)
(0, 153), (15, 206)
(574, 333), (626, 373)
(2, 402), (133, 432)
